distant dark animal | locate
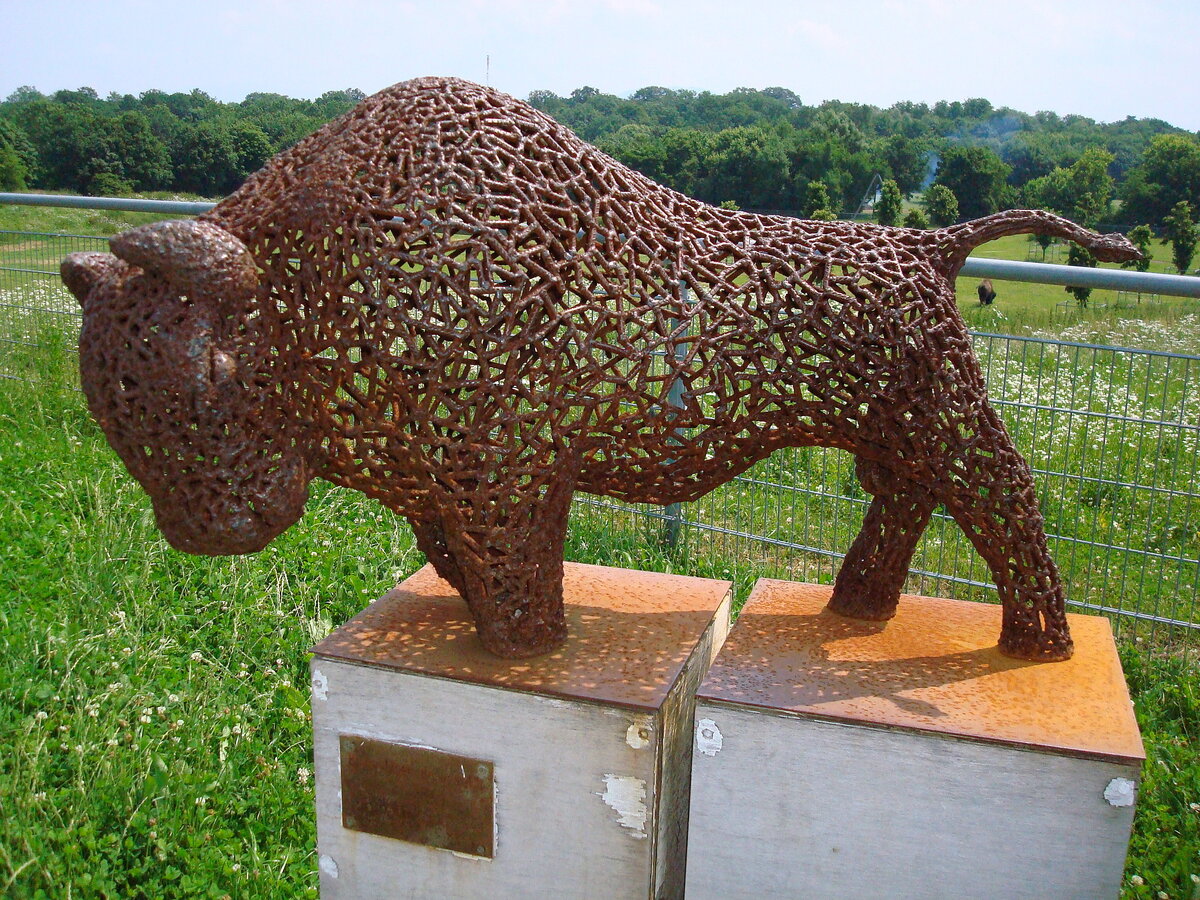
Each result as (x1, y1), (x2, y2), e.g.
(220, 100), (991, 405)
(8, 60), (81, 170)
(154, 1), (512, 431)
(978, 279), (997, 305)
(61, 77), (1139, 660)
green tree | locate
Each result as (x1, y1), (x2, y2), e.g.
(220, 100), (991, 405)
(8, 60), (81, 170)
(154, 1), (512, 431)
(1121, 134), (1200, 227)
(880, 135), (928, 196)
(803, 180), (833, 218)
(4, 85), (44, 105)
(903, 208), (929, 229)
(87, 171), (134, 196)
(226, 120), (273, 180)
(1121, 224), (1154, 272)
(172, 121), (240, 196)
(599, 124), (667, 180)
(1062, 148), (1115, 226)
(698, 127), (790, 209)
(923, 184), (959, 226)
(0, 118), (35, 189)
(812, 108), (865, 154)
(1064, 244), (1096, 307)
(932, 145), (1011, 219)
(109, 111), (172, 190)
(14, 100), (107, 191)
(313, 88), (366, 119)
(876, 178), (902, 226)
(1163, 201), (1197, 274)
(1003, 133), (1060, 187)
(0, 141), (25, 190)
(1024, 148), (1114, 227)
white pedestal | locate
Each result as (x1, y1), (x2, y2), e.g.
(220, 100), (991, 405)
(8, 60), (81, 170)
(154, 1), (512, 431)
(685, 579), (1144, 900)
(310, 562), (731, 900)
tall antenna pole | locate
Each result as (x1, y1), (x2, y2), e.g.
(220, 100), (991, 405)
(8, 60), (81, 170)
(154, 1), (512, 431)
(486, 55), (491, 86)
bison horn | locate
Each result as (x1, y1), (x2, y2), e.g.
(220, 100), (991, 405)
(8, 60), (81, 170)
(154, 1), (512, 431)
(110, 220), (258, 304)
(61, 251), (121, 309)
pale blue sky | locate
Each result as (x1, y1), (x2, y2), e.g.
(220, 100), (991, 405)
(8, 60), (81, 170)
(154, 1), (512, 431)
(3, 0), (1197, 130)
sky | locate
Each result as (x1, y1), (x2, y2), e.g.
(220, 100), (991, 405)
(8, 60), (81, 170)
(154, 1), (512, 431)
(2, 0), (1198, 130)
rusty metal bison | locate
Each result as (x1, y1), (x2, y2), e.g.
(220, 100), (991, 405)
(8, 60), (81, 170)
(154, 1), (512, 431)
(61, 77), (1138, 660)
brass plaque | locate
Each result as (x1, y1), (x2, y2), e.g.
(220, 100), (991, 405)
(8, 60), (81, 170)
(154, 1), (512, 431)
(339, 735), (494, 857)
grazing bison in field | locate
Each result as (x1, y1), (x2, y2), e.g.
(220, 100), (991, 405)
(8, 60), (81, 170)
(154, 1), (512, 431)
(61, 77), (1138, 660)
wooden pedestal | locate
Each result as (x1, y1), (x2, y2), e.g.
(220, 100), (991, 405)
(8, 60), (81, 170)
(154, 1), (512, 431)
(310, 563), (731, 900)
(685, 579), (1144, 900)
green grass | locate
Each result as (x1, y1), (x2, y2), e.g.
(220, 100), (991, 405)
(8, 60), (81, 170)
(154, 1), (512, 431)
(0, 345), (420, 898)
(1119, 644), (1200, 898)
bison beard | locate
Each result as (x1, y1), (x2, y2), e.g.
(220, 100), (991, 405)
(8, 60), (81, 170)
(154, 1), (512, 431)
(62, 77), (1139, 660)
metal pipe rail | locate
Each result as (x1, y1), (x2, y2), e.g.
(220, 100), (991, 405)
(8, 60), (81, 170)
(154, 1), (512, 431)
(5, 192), (1200, 298)
(0, 192), (215, 217)
(960, 256), (1200, 298)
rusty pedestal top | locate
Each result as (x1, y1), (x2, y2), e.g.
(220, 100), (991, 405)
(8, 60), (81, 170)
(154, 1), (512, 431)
(698, 579), (1144, 763)
(313, 563), (731, 712)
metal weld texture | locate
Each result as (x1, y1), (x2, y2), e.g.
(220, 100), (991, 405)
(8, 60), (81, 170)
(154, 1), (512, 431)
(60, 77), (1140, 660)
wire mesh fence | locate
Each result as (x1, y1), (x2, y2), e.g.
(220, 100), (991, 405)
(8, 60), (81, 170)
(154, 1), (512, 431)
(3, 227), (1198, 654)
(0, 230), (99, 380)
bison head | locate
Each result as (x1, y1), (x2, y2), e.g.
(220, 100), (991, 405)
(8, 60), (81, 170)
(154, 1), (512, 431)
(62, 220), (310, 555)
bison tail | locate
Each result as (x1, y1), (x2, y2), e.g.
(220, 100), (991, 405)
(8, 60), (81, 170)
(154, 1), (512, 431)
(933, 209), (1140, 278)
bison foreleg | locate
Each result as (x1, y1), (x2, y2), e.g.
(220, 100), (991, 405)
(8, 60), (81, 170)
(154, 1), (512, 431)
(427, 458), (578, 659)
(410, 517), (468, 599)
(827, 458), (935, 621)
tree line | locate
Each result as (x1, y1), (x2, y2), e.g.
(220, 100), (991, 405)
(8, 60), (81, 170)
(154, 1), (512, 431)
(0, 85), (366, 197)
(2, 81), (1199, 243)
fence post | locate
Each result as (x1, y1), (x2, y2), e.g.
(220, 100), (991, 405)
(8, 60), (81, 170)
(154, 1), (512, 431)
(660, 280), (690, 549)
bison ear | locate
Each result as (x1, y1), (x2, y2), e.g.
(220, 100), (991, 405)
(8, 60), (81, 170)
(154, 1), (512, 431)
(61, 252), (120, 309)
(110, 219), (257, 307)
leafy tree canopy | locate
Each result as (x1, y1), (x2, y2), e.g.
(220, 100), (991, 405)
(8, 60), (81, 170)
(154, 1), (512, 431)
(933, 145), (1012, 219)
(1121, 134), (1200, 227)
(1163, 201), (1197, 275)
(1122, 224), (1154, 273)
(876, 179), (903, 226)
(923, 183), (960, 227)
(0, 79), (1190, 216)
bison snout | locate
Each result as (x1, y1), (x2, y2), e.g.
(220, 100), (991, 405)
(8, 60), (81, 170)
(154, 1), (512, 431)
(152, 453), (310, 556)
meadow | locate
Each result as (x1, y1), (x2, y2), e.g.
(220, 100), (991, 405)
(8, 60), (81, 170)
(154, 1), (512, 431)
(0, 205), (1197, 897)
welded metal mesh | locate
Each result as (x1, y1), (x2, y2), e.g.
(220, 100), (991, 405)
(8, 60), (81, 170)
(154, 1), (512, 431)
(3, 226), (1197, 653)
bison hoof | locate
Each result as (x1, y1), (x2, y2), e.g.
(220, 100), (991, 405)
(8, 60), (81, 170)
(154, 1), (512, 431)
(997, 633), (1075, 663)
(474, 616), (569, 659)
(824, 593), (899, 622)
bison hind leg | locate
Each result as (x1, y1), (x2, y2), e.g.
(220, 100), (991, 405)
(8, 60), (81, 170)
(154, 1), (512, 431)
(827, 458), (936, 621)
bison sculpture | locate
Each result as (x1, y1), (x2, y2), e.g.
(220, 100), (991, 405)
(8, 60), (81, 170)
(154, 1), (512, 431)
(61, 77), (1139, 660)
